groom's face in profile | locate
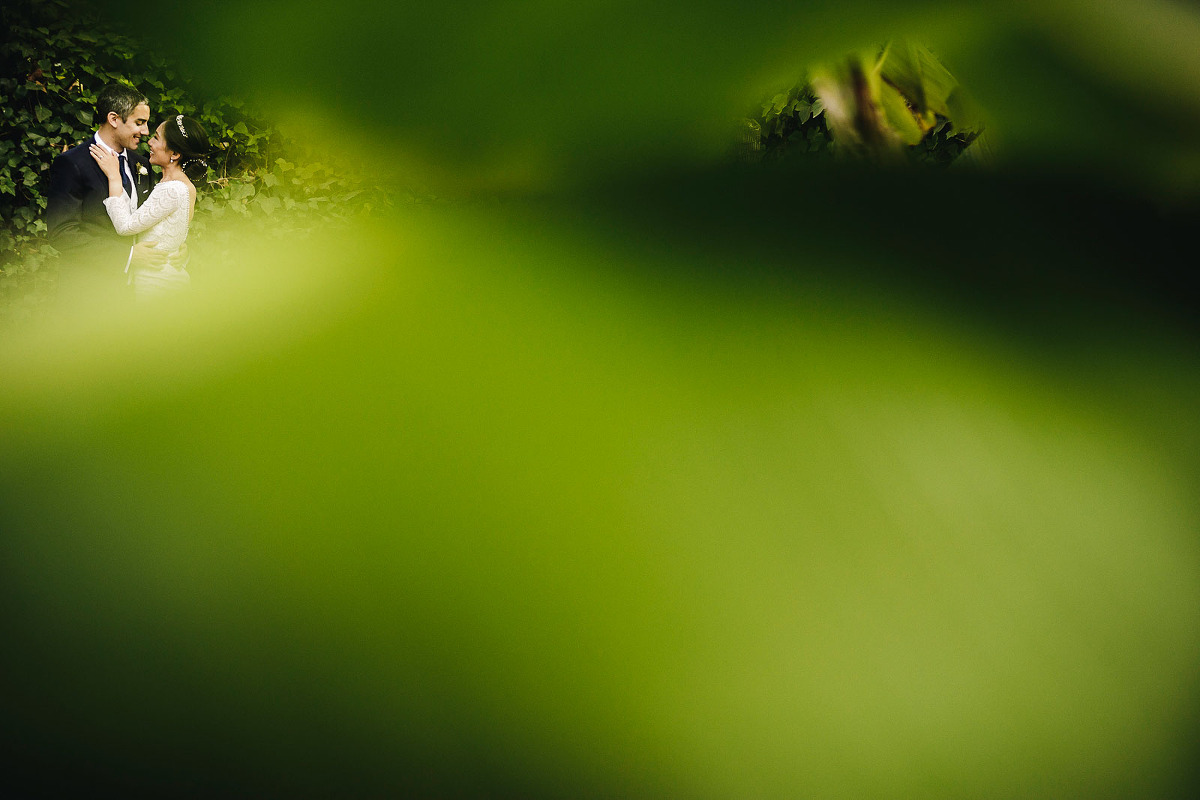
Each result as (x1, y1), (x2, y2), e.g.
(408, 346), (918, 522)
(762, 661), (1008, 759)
(110, 102), (151, 152)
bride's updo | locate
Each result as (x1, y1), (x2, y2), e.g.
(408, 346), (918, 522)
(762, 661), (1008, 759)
(163, 114), (212, 181)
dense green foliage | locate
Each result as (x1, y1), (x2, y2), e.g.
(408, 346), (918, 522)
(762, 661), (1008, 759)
(0, 0), (388, 320)
(743, 42), (983, 167)
(742, 84), (834, 162)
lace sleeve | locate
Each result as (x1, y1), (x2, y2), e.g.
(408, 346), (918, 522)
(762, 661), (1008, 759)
(103, 181), (186, 236)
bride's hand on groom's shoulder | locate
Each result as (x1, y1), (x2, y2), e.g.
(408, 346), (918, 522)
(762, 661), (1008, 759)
(88, 144), (120, 179)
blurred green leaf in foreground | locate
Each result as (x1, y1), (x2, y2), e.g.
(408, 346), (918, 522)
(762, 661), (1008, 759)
(2, 0), (1200, 796)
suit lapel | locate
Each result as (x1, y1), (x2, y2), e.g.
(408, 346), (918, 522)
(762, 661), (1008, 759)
(80, 141), (106, 186)
(132, 154), (153, 203)
(131, 153), (144, 197)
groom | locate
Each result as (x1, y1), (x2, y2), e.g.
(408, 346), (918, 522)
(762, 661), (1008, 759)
(45, 83), (163, 294)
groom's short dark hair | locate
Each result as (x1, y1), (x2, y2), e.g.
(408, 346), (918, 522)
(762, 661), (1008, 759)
(95, 84), (148, 123)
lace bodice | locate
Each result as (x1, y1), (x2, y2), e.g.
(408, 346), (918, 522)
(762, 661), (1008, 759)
(103, 179), (192, 252)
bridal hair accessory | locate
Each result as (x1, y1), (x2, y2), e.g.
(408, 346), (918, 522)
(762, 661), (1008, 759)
(176, 115), (188, 138)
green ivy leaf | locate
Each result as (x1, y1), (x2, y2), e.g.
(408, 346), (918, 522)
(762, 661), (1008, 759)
(253, 194), (281, 214)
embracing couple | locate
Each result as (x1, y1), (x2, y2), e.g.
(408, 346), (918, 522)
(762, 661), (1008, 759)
(45, 83), (210, 303)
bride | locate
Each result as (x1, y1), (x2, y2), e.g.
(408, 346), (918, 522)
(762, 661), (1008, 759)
(90, 114), (210, 299)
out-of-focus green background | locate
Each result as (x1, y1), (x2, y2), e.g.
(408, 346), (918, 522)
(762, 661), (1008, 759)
(2, 0), (1199, 796)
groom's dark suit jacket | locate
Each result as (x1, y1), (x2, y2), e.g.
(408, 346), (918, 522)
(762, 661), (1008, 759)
(45, 138), (155, 269)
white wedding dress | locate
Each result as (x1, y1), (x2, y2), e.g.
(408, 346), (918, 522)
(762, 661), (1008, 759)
(103, 179), (193, 299)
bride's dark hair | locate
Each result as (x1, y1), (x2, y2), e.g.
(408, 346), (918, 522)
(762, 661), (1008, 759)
(162, 114), (212, 182)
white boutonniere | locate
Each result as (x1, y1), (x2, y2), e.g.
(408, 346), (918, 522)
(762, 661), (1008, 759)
(137, 164), (148, 177)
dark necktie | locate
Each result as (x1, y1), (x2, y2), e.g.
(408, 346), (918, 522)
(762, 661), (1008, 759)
(117, 153), (133, 198)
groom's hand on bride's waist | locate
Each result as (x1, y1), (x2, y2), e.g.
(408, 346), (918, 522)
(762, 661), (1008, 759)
(166, 242), (190, 270)
(130, 241), (167, 270)
(130, 241), (195, 271)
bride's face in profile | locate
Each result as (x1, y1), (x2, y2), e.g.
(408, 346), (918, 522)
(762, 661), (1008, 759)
(147, 122), (177, 169)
